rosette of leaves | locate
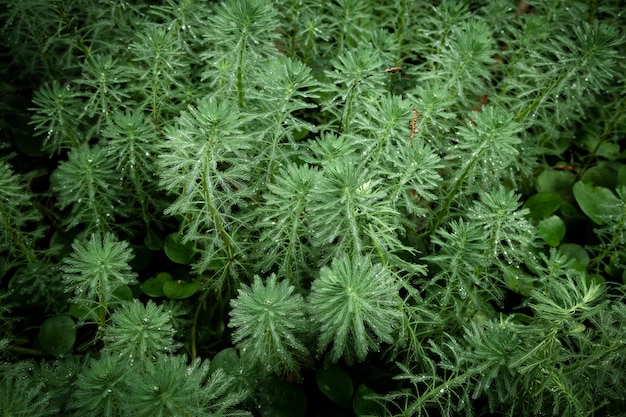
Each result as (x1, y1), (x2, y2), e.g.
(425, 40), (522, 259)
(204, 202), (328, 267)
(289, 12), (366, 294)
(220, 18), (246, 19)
(70, 353), (129, 417)
(308, 157), (409, 264)
(29, 80), (85, 154)
(254, 162), (321, 288)
(102, 299), (180, 360)
(229, 274), (310, 376)
(159, 96), (254, 300)
(200, 0), (279, 108)
(124, 355), (250, 417)
(51, 144), (127, 233)
(0, 361), (58, 417)
(72, 353), (250, 417)
(466, 187), (536, 267)
(0, 154), (45, 264)
(61, 233), (137, 325)
(308, 253), (403, 364)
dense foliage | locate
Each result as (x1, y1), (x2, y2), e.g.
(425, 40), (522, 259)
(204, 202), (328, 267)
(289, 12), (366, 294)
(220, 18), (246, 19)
(1, 0), (625, 416)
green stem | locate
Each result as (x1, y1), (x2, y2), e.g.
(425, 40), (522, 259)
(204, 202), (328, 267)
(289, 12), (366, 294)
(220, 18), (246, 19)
(345, 193), (362, 256)
(7, 345), (43, 356)
(4, 222), (36, 264)
(190, 289), (210, 360)
(98, 281), (107, 328)
(236, 40), (246, 109)
(427, 140), (488, 236)
(588, 211), (626, 275)
(340, 82), (357, 134)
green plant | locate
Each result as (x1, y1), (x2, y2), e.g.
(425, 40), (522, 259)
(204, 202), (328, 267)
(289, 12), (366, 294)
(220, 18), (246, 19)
(70, 353), (249, 417)
(0, 153), (45, 264)
(1, 0), (626, 416)
(229, 273), (310, 376)
(0, 361), (58, 417)
(102, 299), (181, 359)
(309, 254), (403, 365)
(61, 232), (137, 325)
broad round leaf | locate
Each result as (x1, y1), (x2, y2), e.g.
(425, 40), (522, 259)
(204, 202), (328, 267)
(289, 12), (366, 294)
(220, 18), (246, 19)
(524, 192), (561, 220)
(535, 169), (575, 193)
(573, 182), (620, 225)
(141, 272), (172, 297)
(353, 384), (383, 417)
(69, 303), (92, 320)
(144, 229), (164, 251)
(163, 277), (201, 299)
(538, 215), (566, 247)
(112, 284), (133, 302)
(164, 233), (195, 264)
(559, 244), (589, 271)
(39, 315), (76, 357)
(209, 347), (241, 376)
(580, 162), (619, 188)
(316, 366), (354, 408)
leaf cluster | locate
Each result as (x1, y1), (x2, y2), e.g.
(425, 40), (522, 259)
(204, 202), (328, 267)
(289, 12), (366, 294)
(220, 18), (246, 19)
(0, 0), (625, 416)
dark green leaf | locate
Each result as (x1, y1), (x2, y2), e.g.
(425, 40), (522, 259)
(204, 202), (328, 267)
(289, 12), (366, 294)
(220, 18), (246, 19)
(141, 272), (172, 297)
(39, 315), (76, 357)
(596, 142), (621, 160)
(112, 285), (133, 301)
(144, 229), (164, 251)
(580, 161), (620, 188)
(209, 347), (241, 376)
(316, 366), (354, 408)
(49, 228), (79, 259)
(164, 232), (195, 264)
(353, 384), (383, 417)
(559, 243), (590, 271)
(524, 192), (561, 220)
(558, 199), (583, 221)
(572, 182), (620, 224)
(69, 303), (92, 320)
(258, 378), (307, 417)
(535, 169), (575, 193)
(538, 215), (566, 247)
(617, 165), (626, 187)
(163, 277), (201, 299)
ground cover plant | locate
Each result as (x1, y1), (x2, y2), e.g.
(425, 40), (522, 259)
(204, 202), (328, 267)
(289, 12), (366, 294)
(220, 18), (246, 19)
(1, 0), (625, 415)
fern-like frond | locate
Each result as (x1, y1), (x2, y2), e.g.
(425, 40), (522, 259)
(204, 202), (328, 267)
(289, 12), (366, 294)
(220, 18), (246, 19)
(61, 232), (137, 324)
(52, 144), (127, 233)
(308, 254), (402, 364)
(229, 274), (310, 376)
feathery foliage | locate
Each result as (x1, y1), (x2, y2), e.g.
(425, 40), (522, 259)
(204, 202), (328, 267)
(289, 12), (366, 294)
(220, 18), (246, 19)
(1, 0), (625, 416)
(309, 254), (403, 364)
(61, 233), (137, 325)
(0, 155), (45, 264)
(229, 274), (310, 376)
(102, 299), (180, 359)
